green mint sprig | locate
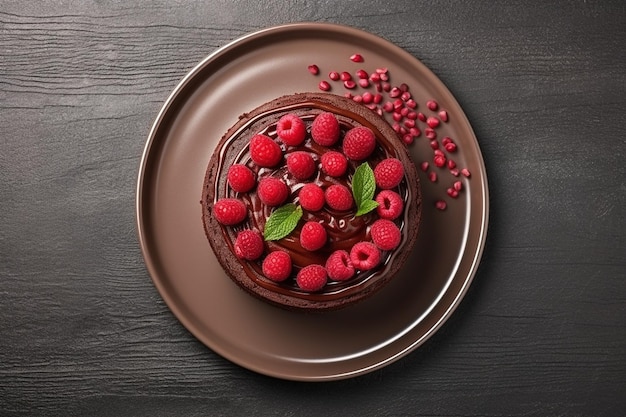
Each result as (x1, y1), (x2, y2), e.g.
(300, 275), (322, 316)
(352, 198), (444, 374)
(352, 162), (379, 216)
(263, 203), (303, 241)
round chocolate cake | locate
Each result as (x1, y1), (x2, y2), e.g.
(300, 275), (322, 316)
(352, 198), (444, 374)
(202, 92), (421, 311)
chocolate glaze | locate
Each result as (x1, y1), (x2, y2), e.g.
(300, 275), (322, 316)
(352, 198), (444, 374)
(202, 92), (421, 311)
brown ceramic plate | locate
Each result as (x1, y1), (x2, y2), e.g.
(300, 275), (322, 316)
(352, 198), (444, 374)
(136, 23), (488, 381)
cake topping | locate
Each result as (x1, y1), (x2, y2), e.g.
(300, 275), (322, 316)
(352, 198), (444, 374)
(286, 151), (316, 180)
(342, 126), (376, 160)
(276, 114), (306, 146)
(257, 178), (289, 207)
(375, 190), (403, 220)
(296, 264), (328, 292)
(373, 158), (405, 190)
(324, 184), (353, 211)
(227, 164), (256, 193)
(262, 250), (292, 282)
(311, 112), (340, 146)
(234, 230), (264, 261)
(349, 242), (380, 271)
(320, 151), (348, 177)
(370, 219), (401, 251)
(249, 134), (283, 167)
(299, 221), (327, 252)
(325, 250), (355, 281)
(213, 198), (247, 225)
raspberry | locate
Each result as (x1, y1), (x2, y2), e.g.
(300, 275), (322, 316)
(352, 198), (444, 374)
(343, 126), (376, 160)
(249, 134), (282, 167)
(375, 190), (404, 220)
(321, 151), (348, 177)
(276, 114), (306, 146)
(213, 198), (247, 225)
(349, 242), (380, 270)
(296, 264), (328, 292)
(325, 250), (355, 281)
(374, 158), (404, 189)
(299, 221), (327, 251)
(286, 151), (316, 180)
(298, 183), (325, 212)
(227, 164), (256, 193)
(325, 184), (353, 211)
(257, 178), (289, 207)
(234, 230), (264, 260)
(370, 219), (401, 251)
(262, 250), (292, 282)
(311, 112), (340, 146)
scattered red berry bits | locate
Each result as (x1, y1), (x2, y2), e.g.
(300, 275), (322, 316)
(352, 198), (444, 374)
(234, 230), (264, 260)
(227, 164), (256, 193)
(296, 264), (328, 292)
(438, 110), (449, 122)
(374, 158), (404, 189)
(298, 183), (325, 212)
(213, 198), (247, 225)
(276, 114), (306, 146)
(286, 151), (316, 180)
(320, 151), (348, 177)
(349, 242), (380, 270)
(257, 178), (289, 207)
(461, 168), (471, 178)
(300, 221), (327, 251)
(325, 184), (354, 211)
(435, 200), (447, 211)
(350, 53), (364, 63)
(427, 100), (438, 111)
(318, 80), (331, 91)
(375, 190), (403, 220)
(433, 154), (446, 168)
(325, 250), (355, 281)
(249, 134), (282, 167)
(307, 64), (319, 75)
(311, 112), (340, 146)
(262, 250), (292, 282)
(343, 126), (376, 160)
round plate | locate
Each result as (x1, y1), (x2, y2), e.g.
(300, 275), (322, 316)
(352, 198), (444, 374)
(136, 23), (488, 381)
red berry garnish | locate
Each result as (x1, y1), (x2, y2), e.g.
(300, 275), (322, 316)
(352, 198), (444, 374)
(227, 164), (256, 193)
(311, 112), (340, 146)
(249, 134), (282, 167)
(370, 219), (401, 251)
(234, 230), (264, 260)
(343, 126), (376, 160)
(286, 151), (316, 180)
(349, 242), (380, 270)
(320, 151), (348, 177)
(299, 221), (327, 251)
(213, 198), (247, 225)
(296, 264), (328, 292)
(276, 114), (306, 146)
(374, 158), (404, 189)
(262, 250), (292, 282)
(325, 250), (355, 281)
(325, 184), (353, 211)
(375, 190), (404, 220)
(298, 183), (325, 212)
(257, 178), (289, 207)
(350, 53), (364, 63)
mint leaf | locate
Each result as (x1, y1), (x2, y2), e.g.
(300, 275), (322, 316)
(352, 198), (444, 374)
(356, 199), (379, 217)
(263, 203), (303, 241)
(352, 162), (378, 216)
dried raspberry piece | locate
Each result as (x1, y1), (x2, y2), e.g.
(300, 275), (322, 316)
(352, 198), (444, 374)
(257, 178), (288, 207)
(320, 151), (348, 177)
(276, 114), (306, 146)
(296, 264), (328, 292)
(299, 221), (327, 251)
(349, 242), (380, 270)
(227, 164), (256, 193)
(370, 219), (401, 251)
(286, 151), (316, 180)
(325, 250), (355, 281)
(324, 184), (353, 211)
(213, 198), (247, 225)
(311, 112), (340, 146)
(343, 126), (376, 160)
(298, 183), (325, 212)
(262, 250), (292, 282)
(375, 190), (403, 220)
(249, 134), (282, 167)
(234, 230), (264, 260)
(374, 158), (405, 189)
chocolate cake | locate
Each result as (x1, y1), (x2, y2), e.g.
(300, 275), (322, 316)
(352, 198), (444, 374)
(201, 92), (421, 311)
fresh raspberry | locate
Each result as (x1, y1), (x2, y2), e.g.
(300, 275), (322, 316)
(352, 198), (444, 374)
(257, 178), (289, 207)
(311, 112), (340, 146)
(375, 190), (404, 220)
(298, 183), (325, 212)
(286, 151), (316, 180)
(249, 134), (282, 167)
(262, 250), (292, 282)
(325, 184), (353, 211)
(321, 151), (348, 177)
(370, 219), (401, 251)
(296, 264), (328, 292)
(349, 242), (380, 270)
(374, 158), (404, 189)
(234, 230), (264, 260)
(343, 126), (376, 160)
(299, 221), (327, 251)
(213, 198), (247, 225)
(227, 164), (256, 193)
(325, 250), (355, 281)
(276, 114), (306, 146)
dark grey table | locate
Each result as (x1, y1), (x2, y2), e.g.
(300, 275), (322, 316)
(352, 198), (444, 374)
(1, 1), (624, 416)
